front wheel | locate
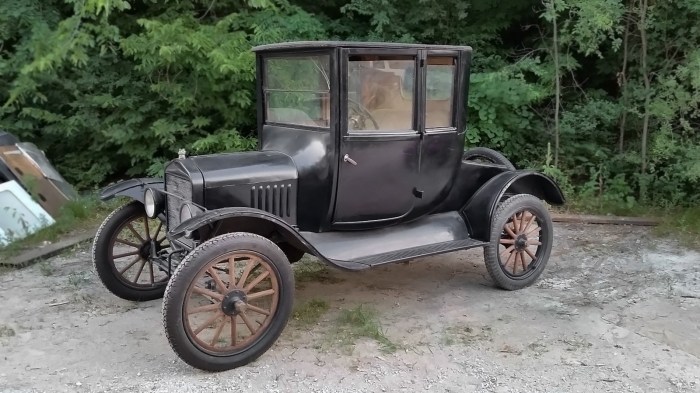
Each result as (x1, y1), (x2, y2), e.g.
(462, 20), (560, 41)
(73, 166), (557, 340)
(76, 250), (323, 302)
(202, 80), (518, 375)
(92, 201), (170, 301)
(162, 232), (294, 371)
(483, 194), (553, 290)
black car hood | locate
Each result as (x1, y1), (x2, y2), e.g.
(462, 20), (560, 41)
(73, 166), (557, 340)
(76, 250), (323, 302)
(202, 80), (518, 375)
(190, 151), (298, 188)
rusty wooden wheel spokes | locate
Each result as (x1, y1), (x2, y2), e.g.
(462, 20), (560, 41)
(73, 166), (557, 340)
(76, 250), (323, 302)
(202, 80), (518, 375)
(184, 253), (279, 354)
(109, 215), (169, 287)
(498, 210), (542, 276)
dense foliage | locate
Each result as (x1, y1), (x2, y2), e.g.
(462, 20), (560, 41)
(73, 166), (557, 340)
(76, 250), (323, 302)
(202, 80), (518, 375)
(1, 0), (698, 209)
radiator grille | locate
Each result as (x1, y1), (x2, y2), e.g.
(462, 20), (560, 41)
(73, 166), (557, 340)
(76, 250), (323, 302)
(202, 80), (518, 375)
(165, 174), (192, 229)
(250, 184), (292, 217)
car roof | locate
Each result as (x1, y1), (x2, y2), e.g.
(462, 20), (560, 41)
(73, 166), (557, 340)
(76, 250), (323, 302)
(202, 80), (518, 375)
(252, 41), (472, 53)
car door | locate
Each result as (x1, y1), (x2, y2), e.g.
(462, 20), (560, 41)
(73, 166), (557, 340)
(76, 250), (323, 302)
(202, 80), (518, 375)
(413, 51), (467, 216)
(331, 49), (422, 229)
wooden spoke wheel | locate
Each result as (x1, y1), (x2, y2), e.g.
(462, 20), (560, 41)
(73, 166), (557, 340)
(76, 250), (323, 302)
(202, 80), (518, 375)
(184, 253), (279, 354)
(163, 232), (294, 371)
(484, 194), (553, 290)
(92, 201), (170, 301)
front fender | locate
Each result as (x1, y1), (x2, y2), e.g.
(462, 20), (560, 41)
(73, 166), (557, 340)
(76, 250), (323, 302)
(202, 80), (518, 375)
(169, 207), (315, 254)
(100, 178), (163, 203)
(461, 171), (565, 241)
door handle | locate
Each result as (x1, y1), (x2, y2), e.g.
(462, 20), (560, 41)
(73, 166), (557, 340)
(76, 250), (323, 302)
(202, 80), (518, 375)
(343, 154), (357, 166)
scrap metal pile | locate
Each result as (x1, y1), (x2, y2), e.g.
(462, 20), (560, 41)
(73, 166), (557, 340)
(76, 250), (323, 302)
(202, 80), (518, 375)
(0, 132), (77, 245)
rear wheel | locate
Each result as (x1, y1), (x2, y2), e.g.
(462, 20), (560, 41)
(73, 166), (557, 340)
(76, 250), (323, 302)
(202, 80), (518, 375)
(463, 147), (516, 170)
(483, 194), (553, 290)
(162, 232), (294, 371)
(92, 201), (170, 301)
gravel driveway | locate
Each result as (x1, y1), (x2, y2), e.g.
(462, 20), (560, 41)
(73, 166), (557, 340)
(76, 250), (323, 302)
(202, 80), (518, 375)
(1, 223), (699, 392)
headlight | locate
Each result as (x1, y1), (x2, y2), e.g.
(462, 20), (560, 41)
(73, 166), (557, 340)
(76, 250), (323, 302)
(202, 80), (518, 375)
(143, 188), (164, 218)
(180, 203), (193, 223)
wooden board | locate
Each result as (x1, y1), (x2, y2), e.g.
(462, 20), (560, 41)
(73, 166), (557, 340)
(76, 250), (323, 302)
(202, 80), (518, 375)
(1, 229), (95, 267)
(552, 213), (659, 226)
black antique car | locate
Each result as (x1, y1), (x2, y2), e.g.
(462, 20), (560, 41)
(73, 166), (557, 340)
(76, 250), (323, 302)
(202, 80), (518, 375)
(92, 41), (564, 371)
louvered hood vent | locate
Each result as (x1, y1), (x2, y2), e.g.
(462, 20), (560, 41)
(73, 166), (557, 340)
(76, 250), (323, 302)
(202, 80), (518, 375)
(250, 183), (293, 218)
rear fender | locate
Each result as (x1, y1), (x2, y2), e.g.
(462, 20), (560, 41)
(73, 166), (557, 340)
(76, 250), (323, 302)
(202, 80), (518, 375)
(461, 171), (565, 241)
(169, 207), (314, 255)
(100, 178), (163, 203)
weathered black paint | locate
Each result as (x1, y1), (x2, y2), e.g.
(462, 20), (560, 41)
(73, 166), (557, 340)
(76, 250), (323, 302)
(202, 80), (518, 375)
(261, 125), (332, 230)
(333, 133), (421, 227)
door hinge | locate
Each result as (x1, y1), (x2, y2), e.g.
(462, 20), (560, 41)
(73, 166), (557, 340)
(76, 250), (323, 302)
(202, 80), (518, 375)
(419, 58), (425, 68)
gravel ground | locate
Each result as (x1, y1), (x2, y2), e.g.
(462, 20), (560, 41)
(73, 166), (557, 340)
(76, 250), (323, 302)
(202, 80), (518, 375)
(1, 223), (699, 393)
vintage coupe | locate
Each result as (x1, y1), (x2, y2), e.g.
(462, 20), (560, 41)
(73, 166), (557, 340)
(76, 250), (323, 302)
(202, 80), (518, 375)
(92, 41), (564, 371)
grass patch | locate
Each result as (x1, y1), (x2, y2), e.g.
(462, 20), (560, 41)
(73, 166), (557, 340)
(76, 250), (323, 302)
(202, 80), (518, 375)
(333, 305), (397, 353)
(294, 260), (344, 287)
(0, 324), (16, 337)
(67, 271), (91, 288)
(37, 260), (55, 276)
(562, 195), (653, 217)
(0, 265), (15, 276)
(558, 197), (700, 248)
(655, 207), (700, 248)
(0, 195), (122, 258)
(292, 299), (330, 326)
(440, 324), (492, 346)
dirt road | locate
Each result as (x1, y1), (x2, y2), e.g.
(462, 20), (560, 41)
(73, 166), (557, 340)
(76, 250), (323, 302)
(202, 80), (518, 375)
(1, 223), (699, 392)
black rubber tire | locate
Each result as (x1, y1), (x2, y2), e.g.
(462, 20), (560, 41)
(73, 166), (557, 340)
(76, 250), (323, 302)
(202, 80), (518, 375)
(162, 232), (294, 371)
(483, 194), (553, 290)
(92, 201), (167, 301)
(463, 147), (516, 170)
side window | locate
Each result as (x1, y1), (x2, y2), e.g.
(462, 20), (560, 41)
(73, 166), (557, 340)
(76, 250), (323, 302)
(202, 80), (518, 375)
(264, 55), (331, 128)
(425, 57), (456, 129)
(347, 55), (416, 132)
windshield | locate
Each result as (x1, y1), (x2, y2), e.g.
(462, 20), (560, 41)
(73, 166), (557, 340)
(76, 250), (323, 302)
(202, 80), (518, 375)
(263, 55), (331, 128)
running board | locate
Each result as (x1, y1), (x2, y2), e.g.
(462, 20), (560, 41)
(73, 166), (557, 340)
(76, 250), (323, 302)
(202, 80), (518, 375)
(329, 238), (486, 270)
(299, 212), (487, 271)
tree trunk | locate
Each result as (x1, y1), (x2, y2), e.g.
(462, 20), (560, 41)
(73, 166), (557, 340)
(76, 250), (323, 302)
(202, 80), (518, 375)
(639, 0), (650, 173)
(618, 1), (632, 153)
(552, 2), (561, 167)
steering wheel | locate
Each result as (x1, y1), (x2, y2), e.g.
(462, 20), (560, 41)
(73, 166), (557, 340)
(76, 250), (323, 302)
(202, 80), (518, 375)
(348, 98), (380, 130)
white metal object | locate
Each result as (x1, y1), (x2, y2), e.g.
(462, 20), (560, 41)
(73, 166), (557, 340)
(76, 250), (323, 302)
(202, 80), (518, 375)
(0, 180), (55, 246)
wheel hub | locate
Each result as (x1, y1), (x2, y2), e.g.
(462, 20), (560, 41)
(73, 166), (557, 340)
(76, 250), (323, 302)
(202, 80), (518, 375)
(514, 235), (528, 250)
(138, 239), (162, 259)
(221, 290), (248, 316)
(138, 242), (151, 259)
